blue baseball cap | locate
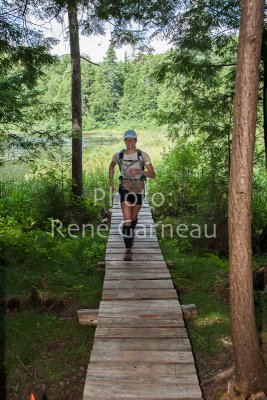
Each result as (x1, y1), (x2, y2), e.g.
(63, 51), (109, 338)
(124, 129), (137, 139)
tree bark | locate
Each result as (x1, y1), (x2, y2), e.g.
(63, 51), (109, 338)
(228, 0), (267, 396)
(262, 28), (267, 170)
(68, 2), (83, 196)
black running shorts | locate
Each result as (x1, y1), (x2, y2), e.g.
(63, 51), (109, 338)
(119, 184), (144, 205)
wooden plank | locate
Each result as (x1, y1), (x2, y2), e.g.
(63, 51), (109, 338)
(107, 241), (160, 248)
(94, 327), (188, 339)
(112, 205), (150, 209)
(110, 224), (155, 228)
(99, 300), (182, 316)
(99, 299), (182, 307)
(98, 310), (182, 320)
(108, 233), (157, 238)
(107, 236), (158, 242)
(111, 212), (152, 216)
(111, 216), (154, 219)
(108, 230), (157, 236)
(99, 299), (181, 306)
(82, 197), (203, 400)
(96, 316), (183, 327)
(89, 349), (195, 364)
(102, 288), (178, 300)
(111, 215), (152, 219)
(105, 261), (166, 269)
(104, 270), (170, 280)
(77, 309), (98, 326)
(106, 248), (162, 254)
(103, 279), (174, 289)
(109, 225), (156, 230)
(111, 218), (154, 223)
(92, 338), (191, 351)
(85, 365), (199, 384)
(83, 381), (203, 400)
(105, 254), (164, 261)
(110, 221), (155, 226)
(85, 376), (200, 388)
(105, 261), (167, 270)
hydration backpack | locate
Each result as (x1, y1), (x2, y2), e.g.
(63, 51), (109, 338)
(118, 149), (145, 172)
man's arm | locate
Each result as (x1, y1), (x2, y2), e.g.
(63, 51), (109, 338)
(143, 163), (156, 179)
(129, 163), (156, 179)
(109, 160), (117, 193)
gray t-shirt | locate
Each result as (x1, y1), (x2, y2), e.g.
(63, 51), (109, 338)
(112, 150), (151, 179)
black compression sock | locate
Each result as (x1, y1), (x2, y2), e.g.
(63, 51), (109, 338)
(131, 219), (138, 230)
(122, 225), (133, 248)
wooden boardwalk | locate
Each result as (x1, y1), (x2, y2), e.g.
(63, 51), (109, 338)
(83, 194), (203, 399)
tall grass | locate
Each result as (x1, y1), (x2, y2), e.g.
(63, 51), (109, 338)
(0, 128), (171, 226)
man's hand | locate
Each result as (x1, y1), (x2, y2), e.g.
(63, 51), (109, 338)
(109, 184), (115, 193)
(129, 169), (142, 176)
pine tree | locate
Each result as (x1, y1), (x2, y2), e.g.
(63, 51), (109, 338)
(89, 42), (123, 126)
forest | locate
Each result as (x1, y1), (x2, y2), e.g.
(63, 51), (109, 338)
(1, 0), (267, 399)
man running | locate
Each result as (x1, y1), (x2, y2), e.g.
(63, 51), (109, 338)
(109, 130), (156, 260)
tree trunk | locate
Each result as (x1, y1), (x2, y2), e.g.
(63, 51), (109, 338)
(228, 0), (267, 396)
(262, 28), (267, 170)
(68, 2), (83, 196)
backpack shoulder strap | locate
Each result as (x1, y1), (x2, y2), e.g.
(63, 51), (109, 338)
(137, 149), (145, 170)
(118, 149), (125, 171)
(119, 149), (125, 161)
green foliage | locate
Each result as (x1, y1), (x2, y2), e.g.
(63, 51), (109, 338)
(160, 239), (231, 358)
(89, 44), (124, 127)
(2, 223), (105, 398)
(252, 169), (267, 233)
(204, 253), (229, 271)
(118, 54), (160, 125)
(0, 1), (56, 126)
(149, 138), (227, 218)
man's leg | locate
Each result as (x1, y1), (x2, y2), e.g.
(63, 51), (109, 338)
(131, 204), (142, 247)
(121, 201), (133, 260)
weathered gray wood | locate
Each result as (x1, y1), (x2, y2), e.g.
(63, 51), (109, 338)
(83, 380), (203, 400)
(90, 349), (195, 364)
(106, 248), (162, 254)
(105, 254), (164, 261)
(113, 206), (150, 210)
(110, 223), (155, 228)
(77, 309), (98, 326)
(99, 300), (182, 316)
(107, 236), (158, 242)
(92, 338), (192, 351)
(82, 195), (203, 400)
(109, 229), (157, 236)
(103, 279), (174, 289)
(102, 288), (178, 300)
(111, 215), (152, 220)
(94, 327), (188, 339)
(181, 304), (198, 320)
(97, 261), (106, 270)
(111, 216), (156, 222)
(104, 269), (170, 280)
(109, 224), (156, 228)
(107, 241), (160, 248)
(97, 316), (183, 327)
(85, 364), (199, 384)
(111, 212), (152, 217)
(105, 261), (166, 269)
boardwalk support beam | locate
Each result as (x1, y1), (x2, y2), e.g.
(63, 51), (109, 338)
(181, 304), (198, 320)
(77, 309), (98, 326)
(77, 304), (198, 326)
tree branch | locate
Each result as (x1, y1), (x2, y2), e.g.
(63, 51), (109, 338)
(58, 54), (100, 66)
(80, 55), (100, 66)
